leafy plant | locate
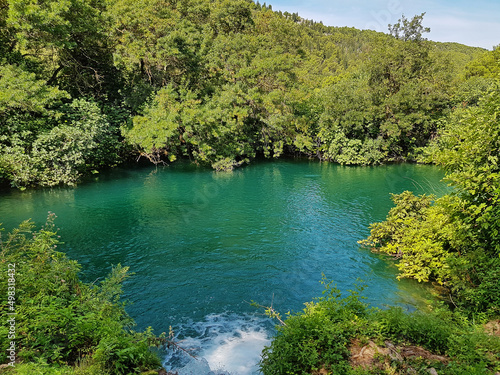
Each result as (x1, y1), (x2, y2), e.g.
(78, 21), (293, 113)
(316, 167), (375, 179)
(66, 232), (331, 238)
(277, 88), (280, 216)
(1, 99), (121, 188)
(0, 214), (162, 373)
(361, 78), (500, 317)
(259, 278), (371, 375)
(260, 279), (500, 374)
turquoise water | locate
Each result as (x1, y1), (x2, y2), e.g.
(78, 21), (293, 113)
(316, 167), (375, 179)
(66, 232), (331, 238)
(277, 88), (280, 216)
(0, 159), (447, 374)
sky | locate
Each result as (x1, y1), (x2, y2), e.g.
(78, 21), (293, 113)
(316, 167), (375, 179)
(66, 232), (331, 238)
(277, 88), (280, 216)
(265, 0), (500, 50)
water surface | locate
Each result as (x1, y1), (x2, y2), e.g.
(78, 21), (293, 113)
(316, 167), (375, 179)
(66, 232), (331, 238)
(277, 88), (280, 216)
(0, 159), (447, 374)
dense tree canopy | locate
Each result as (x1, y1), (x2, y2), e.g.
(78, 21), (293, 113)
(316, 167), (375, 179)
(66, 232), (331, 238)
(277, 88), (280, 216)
(0, 1), (490, 186)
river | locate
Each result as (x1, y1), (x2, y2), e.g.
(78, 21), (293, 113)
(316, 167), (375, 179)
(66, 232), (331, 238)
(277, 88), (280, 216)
(0, 159), (447, 374)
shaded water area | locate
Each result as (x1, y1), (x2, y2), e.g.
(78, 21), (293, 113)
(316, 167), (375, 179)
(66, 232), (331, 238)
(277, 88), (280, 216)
(0, 159), (448, 374)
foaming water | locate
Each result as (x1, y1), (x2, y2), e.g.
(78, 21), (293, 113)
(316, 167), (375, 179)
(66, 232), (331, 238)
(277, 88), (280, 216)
(164, 314), (272, 375)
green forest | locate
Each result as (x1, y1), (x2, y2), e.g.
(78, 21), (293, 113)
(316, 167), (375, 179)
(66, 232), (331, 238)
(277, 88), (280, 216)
(0, 0), (495, 186)
(0, 0), (499, 373)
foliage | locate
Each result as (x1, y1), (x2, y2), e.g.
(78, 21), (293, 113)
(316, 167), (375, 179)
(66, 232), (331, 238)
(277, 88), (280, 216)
(361, 79), (500, 316)
(388, 13), (430, 42)
(260, 279), (371, 375)
(7, 0), (119, 98)
(0, 99), (121, 188)
(428, 81), (500, 315)
(315, 14), (460, 164)
(118, 9), (473, 170)
(259, 278), (500, 375)
(465, 46), (500, 78)
(375, 306), (500, 372)
(0, 0), (489, 186)
(0, 64), (68, 114)
(359, 192), (454, 284)
(0, 215), (162, 373)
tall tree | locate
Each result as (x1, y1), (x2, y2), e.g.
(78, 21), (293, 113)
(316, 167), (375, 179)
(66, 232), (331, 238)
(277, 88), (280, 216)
(7, 0), (120, 98)
(389, 12), (430, 42)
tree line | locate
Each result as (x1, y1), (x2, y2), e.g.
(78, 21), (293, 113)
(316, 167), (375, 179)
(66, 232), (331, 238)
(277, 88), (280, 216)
(0, 0), (494, 188)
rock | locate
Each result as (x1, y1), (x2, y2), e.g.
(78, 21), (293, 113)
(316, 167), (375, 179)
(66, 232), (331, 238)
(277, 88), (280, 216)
(484, 320), (500, 336)
(349, 339), (391, 369)
(427, 368), (438, 375)
(385, 340), (403, 362)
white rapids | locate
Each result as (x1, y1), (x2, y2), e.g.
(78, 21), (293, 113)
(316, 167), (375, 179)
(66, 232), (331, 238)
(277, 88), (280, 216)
(163, 313), (272, 375)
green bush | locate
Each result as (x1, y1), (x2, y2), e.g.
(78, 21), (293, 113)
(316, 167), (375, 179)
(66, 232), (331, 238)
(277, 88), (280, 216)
(260, 279), (500, 375)
(359, 191), (455, 285)
(0, 215), (162, 373)
(260, 279), (371, 375)
(94, 328), (161, 375)
(0, 99), (121, 188)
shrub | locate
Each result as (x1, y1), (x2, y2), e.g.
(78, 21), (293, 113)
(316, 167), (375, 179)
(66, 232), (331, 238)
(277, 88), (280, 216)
(260, 279), (500, 374)
(259, 279), (371, 375)
(0, 215), (162, 373)
(0, 99), (121, 188)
